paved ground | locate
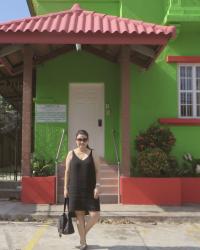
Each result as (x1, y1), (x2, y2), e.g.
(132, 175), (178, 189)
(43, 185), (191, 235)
(1, 221), (200, 250)
(0, 200), (200, 222)
(1, 200), (200, 249)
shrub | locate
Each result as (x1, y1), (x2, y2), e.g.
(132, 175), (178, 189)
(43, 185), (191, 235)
(175, 153), (200, 177)
(166, 155), (180, 177)
(135, 124), (176, 154)
(136, 148), (170, 177)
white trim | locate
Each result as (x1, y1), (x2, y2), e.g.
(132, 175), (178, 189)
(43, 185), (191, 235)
(193, 66), (196, 117)
(178, 64), (200, 118)
(178, 64), (181, 118)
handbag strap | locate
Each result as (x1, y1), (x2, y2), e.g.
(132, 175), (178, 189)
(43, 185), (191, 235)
(64, 197), (69, 213)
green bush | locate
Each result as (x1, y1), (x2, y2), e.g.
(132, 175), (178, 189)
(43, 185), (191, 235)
(175, 153), (200, 177)
(31, 155), (55, 177)
(136, 148), (170, 177)
(166, 155), (180, 177)
(135, 124), (176, 154)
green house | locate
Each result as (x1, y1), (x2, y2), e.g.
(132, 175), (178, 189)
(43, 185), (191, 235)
(1, 0), (200, 203)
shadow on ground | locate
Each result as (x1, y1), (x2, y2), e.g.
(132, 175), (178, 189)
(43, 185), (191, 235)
(88, 246), (200, 250)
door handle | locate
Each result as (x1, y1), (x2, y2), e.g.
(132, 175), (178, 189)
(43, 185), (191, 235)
(98, 119), (102, 127)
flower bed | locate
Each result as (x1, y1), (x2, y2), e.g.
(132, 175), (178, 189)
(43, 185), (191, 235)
(21, 176), (56, 204)
(120, 177), (200, 205)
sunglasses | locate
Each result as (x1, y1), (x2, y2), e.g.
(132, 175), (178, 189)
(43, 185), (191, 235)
(76, 138), (88, 142)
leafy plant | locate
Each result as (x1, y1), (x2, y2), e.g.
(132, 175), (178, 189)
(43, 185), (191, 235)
(175, 153), (200, 177)
(135, 123), (176, 154)
(0, 95), (14, 113)
(31, 154), (55, 176)
(136, 148), (169, 177)
(166, 155), (180, 177)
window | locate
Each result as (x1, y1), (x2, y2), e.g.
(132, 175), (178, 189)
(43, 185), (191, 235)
(179, 64), (200, 118)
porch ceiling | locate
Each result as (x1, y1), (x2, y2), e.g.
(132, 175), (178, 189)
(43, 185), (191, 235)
(0, 4), (176, 110)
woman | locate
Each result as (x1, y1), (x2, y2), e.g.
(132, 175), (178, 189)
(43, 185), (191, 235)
(64, 130), (101, 250)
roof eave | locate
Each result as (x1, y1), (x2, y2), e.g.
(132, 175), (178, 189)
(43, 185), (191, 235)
(0, 31), (173, 45)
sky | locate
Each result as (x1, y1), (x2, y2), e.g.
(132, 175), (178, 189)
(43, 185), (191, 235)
(0, 0), (30, 22)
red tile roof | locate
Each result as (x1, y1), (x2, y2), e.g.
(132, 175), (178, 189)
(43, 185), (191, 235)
(0, 4), (175, 38)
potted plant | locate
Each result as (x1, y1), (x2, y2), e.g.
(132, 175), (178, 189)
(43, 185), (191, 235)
(21, 155), (56, 204)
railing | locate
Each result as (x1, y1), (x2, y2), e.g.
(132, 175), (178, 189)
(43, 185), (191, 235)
(111, 129), (120, 204)
(181, 0), (200, 6)
(170, 0), (200, 7)
(164, 0), (200, 24)
(0, 109), (21, 181)
(170, 0), (181, 6)
(55, 128), (65, 204)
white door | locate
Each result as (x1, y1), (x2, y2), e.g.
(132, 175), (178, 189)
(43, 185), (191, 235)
(68, 83), (104, 157)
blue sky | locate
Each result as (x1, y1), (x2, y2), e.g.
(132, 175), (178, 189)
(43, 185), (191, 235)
(0, 0), (30, 22)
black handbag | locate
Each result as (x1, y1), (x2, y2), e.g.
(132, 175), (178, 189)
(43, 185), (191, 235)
(57, 197), (75, 237)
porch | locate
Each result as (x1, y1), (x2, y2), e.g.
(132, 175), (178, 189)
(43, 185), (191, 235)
(0, 4), (175, 202)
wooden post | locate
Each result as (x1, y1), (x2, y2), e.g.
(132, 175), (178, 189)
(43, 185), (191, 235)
(120, 45), (131, 177)
(21, 46), (33, 176)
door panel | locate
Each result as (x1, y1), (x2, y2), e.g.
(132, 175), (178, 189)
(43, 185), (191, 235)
(68, 83), (104, 157)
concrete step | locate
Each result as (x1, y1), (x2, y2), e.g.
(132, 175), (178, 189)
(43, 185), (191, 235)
(0, 181), (21, 189)
(57, 194), (119, 204)
(57, 177), (118, 184)
(58, 182), (64, 188)
(58, 170), (118, 178)
(100, 165), (118, 170)
(57, 194), (65, 204)
(57, 177), (64, 183)
(99, 194), (118, 204)
(57, 184), (118, 191)
(57, 187), (118, 198)
(57, 163), (119, 204)
(99, 169), (118, 174)
(100, 171), (118, 178)
(0, 189), (20, 200)
(100, 178), (118, 185)
(100, 185), (118, 194)
(57, 164), (118, 172)
(57, 170), (65, 177)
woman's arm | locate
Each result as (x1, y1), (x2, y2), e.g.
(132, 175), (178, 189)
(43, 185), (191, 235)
(64, 151), (72, 197)
(92, 151), (101, 198)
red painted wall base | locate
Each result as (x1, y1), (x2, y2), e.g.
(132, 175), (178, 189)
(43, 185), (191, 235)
(182, 178), (200, 204)
(120, 177), (200, 205)
(21, 176), (56, 204)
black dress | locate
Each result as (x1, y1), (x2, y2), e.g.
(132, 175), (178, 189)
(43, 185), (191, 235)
(68, 149), (100, 217)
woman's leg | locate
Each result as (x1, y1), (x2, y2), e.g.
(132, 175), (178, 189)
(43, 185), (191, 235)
(85, 211), (100, 235)
(75, 211), (87, 245)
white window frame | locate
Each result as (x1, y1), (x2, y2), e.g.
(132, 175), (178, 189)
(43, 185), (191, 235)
(178, 63), (200, 118)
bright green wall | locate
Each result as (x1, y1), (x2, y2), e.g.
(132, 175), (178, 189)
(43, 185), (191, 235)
(120, 0), (165, 23)
(31, 0), (200, 166)
(35, 51), (120, 163)
(120, 0), (200, 162)
(32, 0), (120, 16)
(131, 26), (200, 162)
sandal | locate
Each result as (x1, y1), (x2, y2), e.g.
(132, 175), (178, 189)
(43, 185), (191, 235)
(75, 243), (88, 249)
(79, 244), (88, 250)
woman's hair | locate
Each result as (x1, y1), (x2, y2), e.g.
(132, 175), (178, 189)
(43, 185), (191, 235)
(76, 130), (91, 149)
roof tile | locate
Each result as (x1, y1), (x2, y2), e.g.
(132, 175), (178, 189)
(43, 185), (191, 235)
(0, 4), (176, 38)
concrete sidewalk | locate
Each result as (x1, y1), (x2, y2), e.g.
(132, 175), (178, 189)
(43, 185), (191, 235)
(0, 200), (200, 222)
